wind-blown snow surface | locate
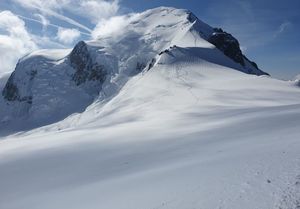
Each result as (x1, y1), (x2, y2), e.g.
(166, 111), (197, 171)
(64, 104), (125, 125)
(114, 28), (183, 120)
(1, 49), (300, 209)
(1, 7), (300, 209)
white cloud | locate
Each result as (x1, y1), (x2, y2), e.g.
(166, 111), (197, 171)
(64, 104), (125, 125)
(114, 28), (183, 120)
(56, 27), (81, 45)
(13, 0), (69, 10)
(0, 10), (37, 75)
(77, 0), (119, 24)
(12, 0), (91, 32)
(92, 15), (129, 39)
(12, 0), (121, 33)
(17, 14), (91, 37)
(32, 34), (67, 49)
(34, 13), (50, 32)
(91, 13), (140, 39)
(0, 1), (122, 75)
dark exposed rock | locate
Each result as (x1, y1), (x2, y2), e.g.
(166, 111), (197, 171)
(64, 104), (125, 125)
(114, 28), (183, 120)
(2, 72), (19, 101)
(88, 64), (106, 82)
(187, 12), (198, 23)
(136, 62), (146, 72)
(185, 10), (266, 75)
(70, 41), (90, 72)
(70, 41), (107, 86)
(2, 72), (33, 104)
(208, 28), (245, 67)
(208, 28), (269, 75)
(159, 45), (177, 56)
(159, 49), (170, 56)
(147, 58), (156, 71)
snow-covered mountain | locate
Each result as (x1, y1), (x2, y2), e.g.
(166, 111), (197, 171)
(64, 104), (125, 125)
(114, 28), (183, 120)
(0, 7), (268, 133)
(1, 7), (300, 209)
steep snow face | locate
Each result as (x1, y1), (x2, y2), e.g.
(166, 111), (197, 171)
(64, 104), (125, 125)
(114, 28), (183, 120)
(1, 7), (267, 132)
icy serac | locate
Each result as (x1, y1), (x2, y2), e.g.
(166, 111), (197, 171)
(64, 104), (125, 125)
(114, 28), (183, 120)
(1, 7), (267, 129)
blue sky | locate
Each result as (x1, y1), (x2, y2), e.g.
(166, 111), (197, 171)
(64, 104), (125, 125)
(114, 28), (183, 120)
(0, 0), (299, 79)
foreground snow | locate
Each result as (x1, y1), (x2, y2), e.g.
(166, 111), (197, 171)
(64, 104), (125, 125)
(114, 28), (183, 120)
(1, 54), (300, 209)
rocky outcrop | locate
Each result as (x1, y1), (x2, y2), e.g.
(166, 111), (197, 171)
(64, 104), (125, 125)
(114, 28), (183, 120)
(2, 72), (20, 101)
(70, 41), (90, 74)
(185, 11), (268, 76)
(187, 11), (198, 23)
(208, 28), (245, 67)
(2, 70), (34, 104)
(207, 28), (269, 75)
(70, 41), (107, 86)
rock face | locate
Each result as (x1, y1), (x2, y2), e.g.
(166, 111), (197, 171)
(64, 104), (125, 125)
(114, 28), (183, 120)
(2, 64), (38, 104)
(2, 72), (20, 102)
(208, 28), (268, 75)
(208, 28), (245, 67)
(69, 41), (107, 86)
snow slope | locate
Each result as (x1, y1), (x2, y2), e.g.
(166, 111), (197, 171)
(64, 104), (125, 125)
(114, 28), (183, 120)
(1, 7), (300, 209)
(1, 46), (300, 209)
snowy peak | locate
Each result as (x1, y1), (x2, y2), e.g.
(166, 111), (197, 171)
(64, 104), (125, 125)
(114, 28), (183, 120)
(98, 6), (266, 75)
(1, 7), (269, 131)
(0, 42), (119, 128)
